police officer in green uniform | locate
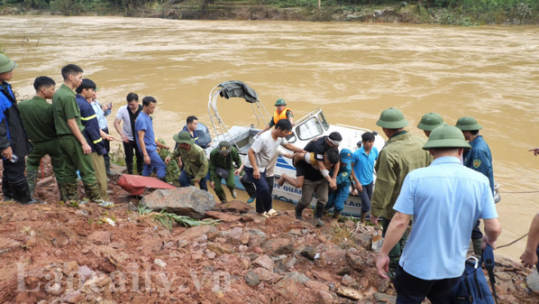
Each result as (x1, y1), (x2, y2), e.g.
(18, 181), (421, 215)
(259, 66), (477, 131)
(19, 77), (66, 201)
(371, 108), (431, 280)
(52, 64), (101, 202)
(417, 112), (444, 137)
(456, 116), (495, 256)
(209, 141), (242, 203)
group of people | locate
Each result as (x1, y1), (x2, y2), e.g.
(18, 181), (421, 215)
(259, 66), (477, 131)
(3, 54), (539, 303)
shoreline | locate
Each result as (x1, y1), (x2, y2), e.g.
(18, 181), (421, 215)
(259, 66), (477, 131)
(1, 2), (539, 25)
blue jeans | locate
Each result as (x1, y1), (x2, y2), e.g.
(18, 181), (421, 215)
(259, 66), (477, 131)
(142, 150), (166, 178)
(179, 170), (208, 191)
(358, 182), (374, 214)
(243, 166), (271, 214)
(325, 184), (350, 213)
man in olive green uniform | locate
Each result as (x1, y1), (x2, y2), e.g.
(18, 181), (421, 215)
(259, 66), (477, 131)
(165, 131), (209, 190)
(370, 107), (431, 279)
(52, 64), (101, 202)
(417, 112), (444, 137)
(19, 76), (66, 201)
(209, 141), (242, 203)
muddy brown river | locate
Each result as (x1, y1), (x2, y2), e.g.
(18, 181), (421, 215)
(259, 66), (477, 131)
(2, 16), (539, 261)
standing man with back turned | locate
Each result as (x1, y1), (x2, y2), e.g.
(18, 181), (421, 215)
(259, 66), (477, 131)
(376, 125), (501, 303)
(370, 107), (431, 280)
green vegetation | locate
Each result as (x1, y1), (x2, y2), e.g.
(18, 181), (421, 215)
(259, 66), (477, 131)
(0, 0), (538, 24)
(137, 203), (221, 230)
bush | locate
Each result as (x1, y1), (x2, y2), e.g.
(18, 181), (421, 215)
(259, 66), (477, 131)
(50, 0), (84, 15)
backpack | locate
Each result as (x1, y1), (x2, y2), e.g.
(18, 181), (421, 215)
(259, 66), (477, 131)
(449, 244), (498, 304)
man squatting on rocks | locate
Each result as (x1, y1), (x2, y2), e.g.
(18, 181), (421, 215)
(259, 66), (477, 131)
(166, 131), (208, 190)
(376, 124), (502, 303)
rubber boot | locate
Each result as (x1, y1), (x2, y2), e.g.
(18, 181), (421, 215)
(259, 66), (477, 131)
(83, 183), (101, 202)
(26, 169), (38, 197)
(57, 183), (68, 203)
(158, 176), (167, 183)
(65, 182), (79, 202)
(295, 206), (304, 221)
(314, 218), (325, 227)
(126, 163), (134, 175)
(11, 180), (43, 205)
(104, 156), (112, 176)
(333, 211), (341, 221)
(2, 174), (14, 201)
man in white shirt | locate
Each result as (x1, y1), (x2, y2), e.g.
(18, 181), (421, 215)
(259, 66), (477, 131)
(113, 93), (144, 175)
(243, 119), (303, 216)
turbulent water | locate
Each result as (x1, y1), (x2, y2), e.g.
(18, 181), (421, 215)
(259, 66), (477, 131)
(2, 16), (539, 261)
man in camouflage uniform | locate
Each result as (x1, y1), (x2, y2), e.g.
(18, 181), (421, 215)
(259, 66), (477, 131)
(370, 108), (431, 279)
(209, 141), (242, 203)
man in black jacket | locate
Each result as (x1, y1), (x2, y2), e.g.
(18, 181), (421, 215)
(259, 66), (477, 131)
(0, 54), (37, 204)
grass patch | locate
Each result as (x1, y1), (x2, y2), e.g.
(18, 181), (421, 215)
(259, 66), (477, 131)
(137, 203), (221, 230)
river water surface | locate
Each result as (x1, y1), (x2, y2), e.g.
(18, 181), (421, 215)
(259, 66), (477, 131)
(2, 16), (539, 261)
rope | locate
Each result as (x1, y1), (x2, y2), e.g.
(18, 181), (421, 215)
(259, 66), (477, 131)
(497, 233), (529, 249)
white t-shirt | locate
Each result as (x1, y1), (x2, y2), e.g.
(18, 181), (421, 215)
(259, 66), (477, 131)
(266, 147), (286, 177)
(244, 131), (288, 172)
(116, 105), (135, 141)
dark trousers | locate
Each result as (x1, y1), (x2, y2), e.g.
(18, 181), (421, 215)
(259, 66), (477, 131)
(102, 128), (110, 165)
(123, 140), (144, 175)
(295, 178), (329, 219)
(358, 182), (374, 214)
(394, 266), (460, 304)
(241, 174), (274, 199)
(2, 157), (27, 200)
(179, 170), (208, 191)
(472, 220), (482, 240)
(243, 166), (271, 213)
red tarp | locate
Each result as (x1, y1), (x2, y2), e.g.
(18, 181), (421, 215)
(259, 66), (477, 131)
(117, 174), (176, 195)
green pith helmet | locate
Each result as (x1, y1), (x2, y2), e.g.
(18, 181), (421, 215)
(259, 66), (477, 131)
(455, 116), (483, 131)
(218, 141), (231, 154)
(275, 99), (287, 106)
(423, 125), (472, 150)
(376, 108), (409, 129)
(0, 54), (17, 74)
(173, 131), (195, 145)
(417, 112), (444, 131)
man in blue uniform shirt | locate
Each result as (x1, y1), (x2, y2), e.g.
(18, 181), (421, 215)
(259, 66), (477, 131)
(456, 116), (495, 256)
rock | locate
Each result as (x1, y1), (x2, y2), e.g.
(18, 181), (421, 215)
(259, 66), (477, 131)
(62, 291), (82, 303)
(78, 266), (94, 281)
(239, 245), (248, 252)
(245, 271), (260, 287)
(305, 280), (329, 292)
(313, 270), (333, 283)
(373, 292), (396, 303)
(141, 187), (215, 219)
(63, 261), (79, 275)
(205, 211), (241, 222)
(353, 233), (373, 250)
(262, 238), (293, 256)
(337, 286), (363, 300)
(289, 229), (302, 236)
(359, 277), (370, 289)
(215, 200), (253, 213)
(318, 290), (335, 304)
(496, 279), (516, 294)
(87, 231), (111, 245)
(336, 266), (351, 276)
(206, 251), (216, 259)
(253, 247), (264, 254)
(177, 225), (217, 241)
(253, 254), (275, 270)
(10, 211), (28, 222)
(208, 242), (233, 255)
(229, 227), (243, 245)
(281, 271), (310, 285)
(253, 268), (282, 283)
(376, 279), (390, 293)
(346, 251), (366, 271)
(495, 272), (512, 282)
(154, 259), (167, 268)
(285, 256), (297, 270)
(75, 209), (89, 217)
(341, 274), (358, 288)
(301, 246), (317, 260)
(240, 232), (250, 245)
(322, 249), (346, 264)
(0, 238), (21, 253)
(344, 220), (355, 229)
(242, 213), (267, 224)
(247, 229), (267, 248)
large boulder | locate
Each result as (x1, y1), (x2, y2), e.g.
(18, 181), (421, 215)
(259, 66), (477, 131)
(141, 187), (215, 219)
